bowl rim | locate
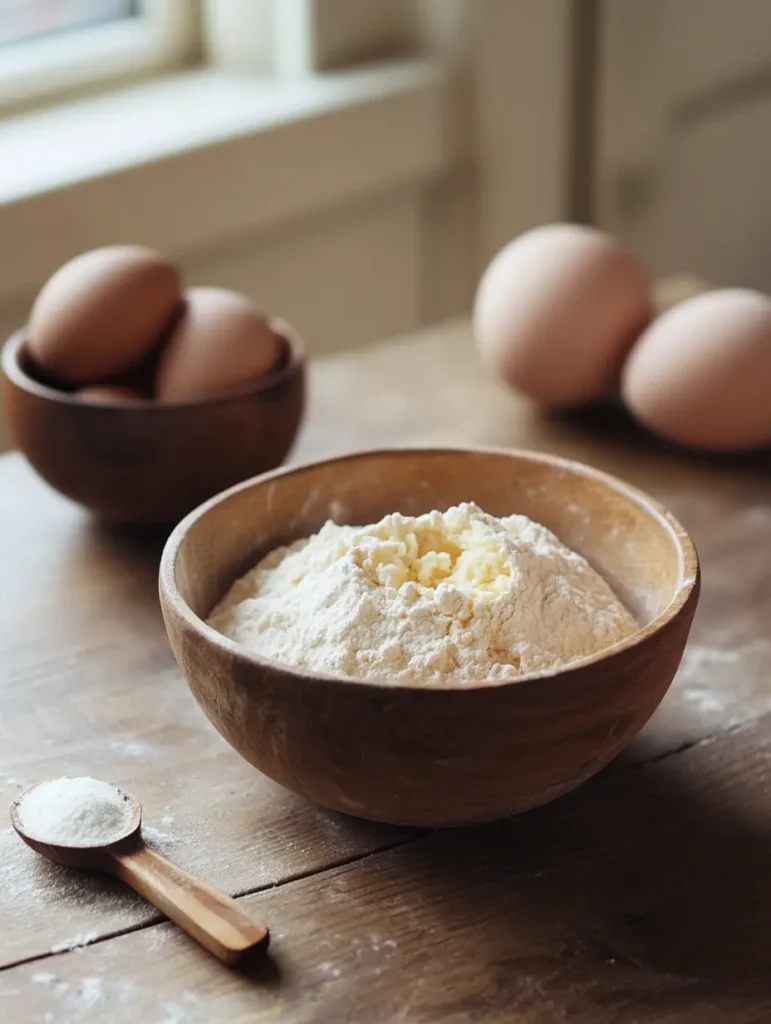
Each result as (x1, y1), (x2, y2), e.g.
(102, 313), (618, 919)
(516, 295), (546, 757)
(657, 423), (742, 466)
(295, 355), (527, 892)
(159, 445), (701, 692)
(1, 317), (305, 410)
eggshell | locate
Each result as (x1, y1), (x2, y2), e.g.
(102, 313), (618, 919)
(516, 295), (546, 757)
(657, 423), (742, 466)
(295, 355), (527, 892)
(28, 246), (182, 385)
(622, 288), (771, 451)
(77, 386), (145, 404)
(155, 287), (283, 402)
(473, 224), (652, 406)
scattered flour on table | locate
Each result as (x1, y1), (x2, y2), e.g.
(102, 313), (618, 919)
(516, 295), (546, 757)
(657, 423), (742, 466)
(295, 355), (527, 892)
(143, 824), (182, 856)
(157, 993), (202, 1024)
(209, 502), (637, 685)
(31, 973), (139, 1022)
(51, 931), (101, 953)
(147, 925), (174, 951)
(675, 639), (771, 719)
(16, 777), (132, 846)
(1, 807), (185, 955)
(0, 825), (141, 915)
(0, 848), (139, 947)
(108, 740), (155, 758)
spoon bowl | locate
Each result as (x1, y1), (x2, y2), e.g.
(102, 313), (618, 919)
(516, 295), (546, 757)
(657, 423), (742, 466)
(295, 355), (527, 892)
(11, 781), (142, 870)
(10, 778), (269, 964)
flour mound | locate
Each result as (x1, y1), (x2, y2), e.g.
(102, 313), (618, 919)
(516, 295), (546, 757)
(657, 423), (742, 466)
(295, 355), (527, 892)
(208, 502), (637, 686)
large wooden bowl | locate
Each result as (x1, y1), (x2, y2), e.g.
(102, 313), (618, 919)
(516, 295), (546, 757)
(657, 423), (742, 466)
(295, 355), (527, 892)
(1, 327), (305, 525)
(159, 447), (700, 827)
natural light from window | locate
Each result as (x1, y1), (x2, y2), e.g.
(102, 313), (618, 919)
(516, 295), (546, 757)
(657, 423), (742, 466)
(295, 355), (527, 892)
(0, 0), (136, 46)
(0, 0), (198, 113)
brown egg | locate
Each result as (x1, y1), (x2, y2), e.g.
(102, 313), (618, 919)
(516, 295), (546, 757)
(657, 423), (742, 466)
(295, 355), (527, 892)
(77, 386), (145, 404)
(155, 287), (283, 402)
(622, 288), (771, 451)
(28, 246), (182, 385)
(473, 224), (651, 406)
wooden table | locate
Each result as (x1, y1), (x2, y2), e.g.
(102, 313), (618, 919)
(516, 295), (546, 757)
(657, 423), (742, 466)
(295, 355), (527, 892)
(2, 320), (771, 1023)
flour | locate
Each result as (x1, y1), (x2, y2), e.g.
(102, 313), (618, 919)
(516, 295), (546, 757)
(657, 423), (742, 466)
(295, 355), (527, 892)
(31, 972), (139, 1022)
(209, 502), (637, 685)
(17, 777), (132, 846)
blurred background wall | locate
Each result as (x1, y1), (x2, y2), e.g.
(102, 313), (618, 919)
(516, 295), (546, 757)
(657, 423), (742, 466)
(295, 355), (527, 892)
(595, 0), (771, 293)
(1, 0), (771, 450)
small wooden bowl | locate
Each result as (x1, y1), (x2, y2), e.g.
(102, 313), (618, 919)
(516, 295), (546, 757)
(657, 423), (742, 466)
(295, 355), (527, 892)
(1, 327), (305, 525)
(159, 447), (700, 827)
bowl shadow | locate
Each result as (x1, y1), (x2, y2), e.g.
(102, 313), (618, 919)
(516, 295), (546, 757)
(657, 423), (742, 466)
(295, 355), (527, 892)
(556, 400), (771, 471)
(358, 736), (771, 1014)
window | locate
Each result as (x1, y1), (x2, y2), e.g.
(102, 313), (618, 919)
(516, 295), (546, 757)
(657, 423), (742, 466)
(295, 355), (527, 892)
(0, 0), (418, 114)
(0, 0), (197, 111)
(0, 1), (136, 46)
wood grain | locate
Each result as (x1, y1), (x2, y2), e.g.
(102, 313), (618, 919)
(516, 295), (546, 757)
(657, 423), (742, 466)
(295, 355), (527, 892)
(2, 319), (771, 1020)
(112, 844), (269, 964)
(11, 787), (269, 966)
(0, 460), (408, 966)
(3, 718), (771, 1022)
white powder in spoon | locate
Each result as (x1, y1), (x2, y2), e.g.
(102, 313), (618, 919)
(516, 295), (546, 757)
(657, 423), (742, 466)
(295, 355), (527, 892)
(17, 777), (133, 846)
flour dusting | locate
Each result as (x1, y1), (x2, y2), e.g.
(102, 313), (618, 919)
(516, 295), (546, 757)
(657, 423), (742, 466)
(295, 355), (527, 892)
(675, 639), (771, 722)
(31, 972), (138, 1022)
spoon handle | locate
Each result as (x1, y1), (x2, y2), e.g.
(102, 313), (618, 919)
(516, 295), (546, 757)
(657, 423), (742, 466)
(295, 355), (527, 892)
(110, 844), (269, 964)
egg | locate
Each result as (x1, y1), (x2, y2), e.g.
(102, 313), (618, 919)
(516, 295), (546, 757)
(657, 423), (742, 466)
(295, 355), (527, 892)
(28, 246), (182, 385)
(473, 224), (652, 406)
(155, 287), (283, 402)
(77, 386), (145, 404)
(622, 288), (771, 451)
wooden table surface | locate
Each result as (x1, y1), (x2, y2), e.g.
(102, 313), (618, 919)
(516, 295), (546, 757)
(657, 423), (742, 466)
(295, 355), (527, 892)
(2, 319), (771, 1023)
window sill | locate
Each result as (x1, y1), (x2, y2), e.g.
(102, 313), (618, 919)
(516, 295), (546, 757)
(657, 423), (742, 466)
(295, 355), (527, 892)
(0, 59), (456, 306)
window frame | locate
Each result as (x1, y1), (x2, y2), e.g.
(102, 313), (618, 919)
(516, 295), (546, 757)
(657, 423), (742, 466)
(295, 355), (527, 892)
(202, 0), (415, 76)
(0, 0), (199, 113)
(0, 0), (417, 115)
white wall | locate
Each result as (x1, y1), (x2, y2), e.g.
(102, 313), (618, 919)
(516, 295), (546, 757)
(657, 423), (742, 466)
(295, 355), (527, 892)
(596, 0), (771, 291)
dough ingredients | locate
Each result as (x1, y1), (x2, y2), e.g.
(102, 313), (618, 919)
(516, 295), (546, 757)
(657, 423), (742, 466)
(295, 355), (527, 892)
(208, 502), (637, 686)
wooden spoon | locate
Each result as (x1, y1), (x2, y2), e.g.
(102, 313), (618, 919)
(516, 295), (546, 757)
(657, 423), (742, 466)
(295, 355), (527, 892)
(10, 780), (269, 965)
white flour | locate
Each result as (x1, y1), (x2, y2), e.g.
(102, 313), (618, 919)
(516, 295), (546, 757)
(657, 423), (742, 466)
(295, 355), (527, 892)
(17, 777), (132, 846)
(209, 502), (637, 685)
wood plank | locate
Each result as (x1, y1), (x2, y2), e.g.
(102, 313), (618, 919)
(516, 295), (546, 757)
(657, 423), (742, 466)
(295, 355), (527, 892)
(3, 714), (771, 1023)
(0, 460), (408, 965)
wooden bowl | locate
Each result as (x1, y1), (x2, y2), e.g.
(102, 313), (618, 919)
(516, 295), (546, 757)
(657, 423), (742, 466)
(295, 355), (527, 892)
(159, 447), (700, 827)
(1, 327), (305, 525)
